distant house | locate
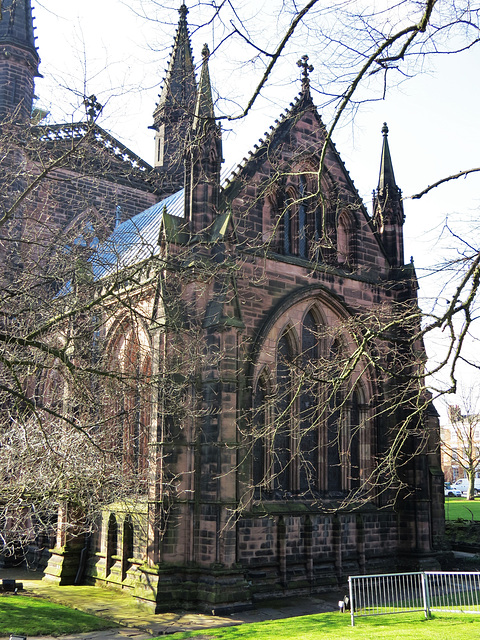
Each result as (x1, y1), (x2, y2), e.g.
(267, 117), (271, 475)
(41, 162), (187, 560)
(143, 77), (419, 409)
(441, 405), (480, 483)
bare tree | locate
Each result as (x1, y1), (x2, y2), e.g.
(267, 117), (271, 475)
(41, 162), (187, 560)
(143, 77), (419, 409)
(2, 0), (479, 599)
(442, 393), (480, 500)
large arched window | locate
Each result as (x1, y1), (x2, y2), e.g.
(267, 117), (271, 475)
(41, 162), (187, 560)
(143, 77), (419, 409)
(252, 298), (371, 500)
(107, 321), (152, 487)
(122, 515), (134, 581)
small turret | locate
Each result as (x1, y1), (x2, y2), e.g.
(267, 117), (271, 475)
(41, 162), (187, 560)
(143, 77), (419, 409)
(0, 0), (40, 123)
(372, 123), (404, 267)
(185, 44), (223, 236)
(152, 1), (197, 191)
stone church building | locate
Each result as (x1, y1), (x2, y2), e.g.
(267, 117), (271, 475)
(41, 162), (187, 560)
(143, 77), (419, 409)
(1, 0), (445, 612)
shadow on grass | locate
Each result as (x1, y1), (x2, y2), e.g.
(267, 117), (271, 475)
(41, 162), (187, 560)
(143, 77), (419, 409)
(0, 594), (116, 635)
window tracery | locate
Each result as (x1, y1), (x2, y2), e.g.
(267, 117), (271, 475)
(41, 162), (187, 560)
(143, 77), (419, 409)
(107, 321), (152, 487)
(253, 303), (368, 499)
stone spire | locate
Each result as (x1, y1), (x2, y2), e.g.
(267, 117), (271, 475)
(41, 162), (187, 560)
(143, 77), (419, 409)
(0, 0), (40, 122)
(377, 122), (399, 197)
(192, 44), (215, 134)
(152, 1), (197, 188)
(372, 123), (405, 267)
(185, 43), (223, 235)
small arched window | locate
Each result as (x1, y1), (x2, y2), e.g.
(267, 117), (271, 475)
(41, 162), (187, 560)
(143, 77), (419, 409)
(281, 174), (310, 258)
(106, 514), (118, 577)
(337, 211), (355, 266)
(122, 516), (134, 581)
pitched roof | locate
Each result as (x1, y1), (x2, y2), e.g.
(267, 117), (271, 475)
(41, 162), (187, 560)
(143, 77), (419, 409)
(35, 122), (154, 175)
(90, 161), (237, 280)
(92, 189), (184, 280)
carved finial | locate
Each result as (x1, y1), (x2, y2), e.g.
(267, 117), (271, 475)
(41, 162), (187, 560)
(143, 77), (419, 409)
(84, 95), (102, 123)
(179, 1), (188, 21)
(297, 54), (314, 91)
(202, 43), (210, 60)
(382, 122), (389, 136)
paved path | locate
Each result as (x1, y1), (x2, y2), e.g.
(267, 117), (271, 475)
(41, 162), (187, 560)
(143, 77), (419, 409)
(0, 568), (340, 639)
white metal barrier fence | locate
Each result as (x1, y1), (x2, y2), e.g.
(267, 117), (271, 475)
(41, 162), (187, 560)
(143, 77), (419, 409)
(348, 571), (480, 626)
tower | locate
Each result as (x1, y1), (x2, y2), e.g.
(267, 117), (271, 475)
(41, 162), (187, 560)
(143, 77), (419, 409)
(0, 0), (40, 122)
(152, 1), (196, 191)
(372, 123), (405, 268)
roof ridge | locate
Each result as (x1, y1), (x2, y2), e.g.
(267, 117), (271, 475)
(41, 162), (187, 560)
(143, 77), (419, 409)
(223, 89), (314, 185)
(34, 122), (153, 173)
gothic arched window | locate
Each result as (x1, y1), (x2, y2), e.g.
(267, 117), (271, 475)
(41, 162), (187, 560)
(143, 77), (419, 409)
(281, 174), (313, 259)
(108, 322), (151, 489)
(299, 310), (320, 492)
(327, 339), (343, 492)
(253, 371), (272, 491)
(337, 211), (355, 266)
(275, 332), (294, 490)
(349, 390), (361, 490)
(253, 303), (369, 500)
(106, 514), (118, 577)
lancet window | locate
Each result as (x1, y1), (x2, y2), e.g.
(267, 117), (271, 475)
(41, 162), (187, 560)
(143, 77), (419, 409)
(337, 210), (356, 267)
(108, 322), (152, 486)
(281, 173), (318, 259)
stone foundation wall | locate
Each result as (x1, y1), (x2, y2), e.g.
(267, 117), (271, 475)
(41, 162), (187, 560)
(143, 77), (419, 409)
(237, 509), (400, 599)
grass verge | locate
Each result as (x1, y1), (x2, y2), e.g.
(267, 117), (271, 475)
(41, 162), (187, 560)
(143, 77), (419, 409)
(0, 594), (117, 636)
(444, 497), (480, 521)
(156, 611), (480, 640)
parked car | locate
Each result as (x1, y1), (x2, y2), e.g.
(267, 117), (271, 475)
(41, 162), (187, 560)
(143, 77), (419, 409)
(445, 487), (462, 497)
(452, 478), (480, 494)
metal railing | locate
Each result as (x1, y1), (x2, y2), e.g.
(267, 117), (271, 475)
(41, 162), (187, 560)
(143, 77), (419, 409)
(348, 571), (480, 626)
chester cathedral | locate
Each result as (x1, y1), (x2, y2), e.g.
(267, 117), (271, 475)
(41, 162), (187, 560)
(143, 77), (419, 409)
(0, 0), (445, 613)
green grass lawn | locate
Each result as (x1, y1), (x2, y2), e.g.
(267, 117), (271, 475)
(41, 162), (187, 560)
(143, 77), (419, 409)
(0, 594), (117, 636)
(156, 612), (480, 640)
(444, 496), (480, 520)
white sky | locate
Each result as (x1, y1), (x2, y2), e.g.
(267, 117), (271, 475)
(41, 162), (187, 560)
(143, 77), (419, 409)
(32, 1), (480, 416)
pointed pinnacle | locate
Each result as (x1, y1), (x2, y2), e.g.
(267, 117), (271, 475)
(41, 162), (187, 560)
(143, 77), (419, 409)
(179, 1), (188, 21)
(377, 121), (399, 196)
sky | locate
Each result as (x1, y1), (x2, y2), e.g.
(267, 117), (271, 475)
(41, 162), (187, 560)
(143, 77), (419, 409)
(32, 0), (480, 416)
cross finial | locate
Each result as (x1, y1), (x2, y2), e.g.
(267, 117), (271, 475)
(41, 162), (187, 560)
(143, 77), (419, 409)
(297, 55), (314, 91)
(84, 95), (102, 123)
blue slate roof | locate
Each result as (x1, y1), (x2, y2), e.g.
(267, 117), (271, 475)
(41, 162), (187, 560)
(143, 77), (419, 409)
(91, 189), (184, 280)
(90, 163), (237, 282)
